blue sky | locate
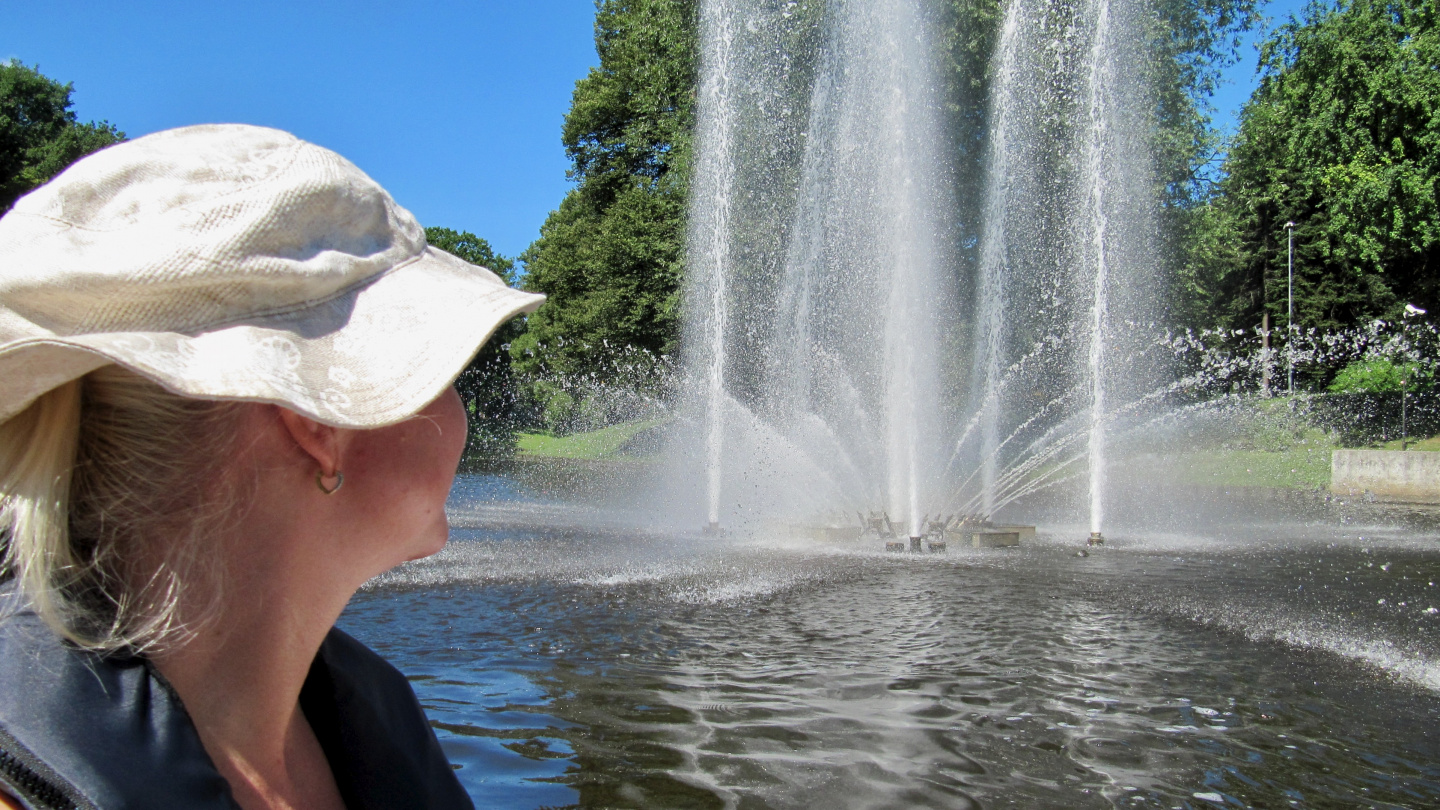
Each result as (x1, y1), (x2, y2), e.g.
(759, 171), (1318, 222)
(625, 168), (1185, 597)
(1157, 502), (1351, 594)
(1, 1), (599, 260)
(1210, 0), (1313, 137)
(6, 0), (1311, 261)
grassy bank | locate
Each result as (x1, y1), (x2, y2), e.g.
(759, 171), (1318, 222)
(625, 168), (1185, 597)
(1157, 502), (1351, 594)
(506, 417), (1435, 492)
(1165, 447), (1334, 489)
(516, 419), (664, 461)
(1160, 432), (1438, 490)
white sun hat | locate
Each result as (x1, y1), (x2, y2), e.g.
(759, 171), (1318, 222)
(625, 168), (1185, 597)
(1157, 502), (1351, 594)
(0, 124), (544, 428)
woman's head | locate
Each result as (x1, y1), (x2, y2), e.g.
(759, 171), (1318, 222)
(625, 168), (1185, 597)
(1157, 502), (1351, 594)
(0, 124), (541, 651)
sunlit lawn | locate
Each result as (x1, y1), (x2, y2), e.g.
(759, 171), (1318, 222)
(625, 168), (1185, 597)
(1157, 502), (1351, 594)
(1167, 446), (1336, 489)
(1377, 435), (1440, 451)
(1164, 431), (1439, 490)
(516, 419), (663, 460)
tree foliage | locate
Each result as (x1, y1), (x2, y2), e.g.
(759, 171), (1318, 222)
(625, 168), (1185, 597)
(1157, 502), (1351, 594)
(0, 62), (124, 212)
(1181, 0), (1439, 332)
(940, 0), (1259, 332)
(1328, 357), (1432, 393)
(513, 0), (697, 394)
(1149, 0), (1263, 203)
(426, 226), (516, 285)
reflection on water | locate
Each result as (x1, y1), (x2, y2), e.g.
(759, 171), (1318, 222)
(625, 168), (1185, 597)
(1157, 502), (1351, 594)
(338, 476), (1440, 809)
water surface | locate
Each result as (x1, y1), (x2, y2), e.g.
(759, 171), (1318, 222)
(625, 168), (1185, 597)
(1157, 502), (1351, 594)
(339, 476), (1440, 809)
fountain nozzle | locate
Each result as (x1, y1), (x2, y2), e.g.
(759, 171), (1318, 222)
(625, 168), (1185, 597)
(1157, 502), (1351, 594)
(909, 536), (923, 553)
(704, 521), (722, 536)
(1087, 531), (1105, 547)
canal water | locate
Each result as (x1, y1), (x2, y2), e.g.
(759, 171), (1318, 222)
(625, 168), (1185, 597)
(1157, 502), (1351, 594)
(339, 475), (1440, 809)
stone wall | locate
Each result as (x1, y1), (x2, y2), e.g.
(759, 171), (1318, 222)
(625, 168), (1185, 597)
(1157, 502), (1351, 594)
(1331, 449), (1440, 504)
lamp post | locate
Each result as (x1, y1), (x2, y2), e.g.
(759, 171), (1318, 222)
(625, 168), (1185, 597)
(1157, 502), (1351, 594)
(1285, 221), (1296, 399)
(1402, 303), (1427, 450)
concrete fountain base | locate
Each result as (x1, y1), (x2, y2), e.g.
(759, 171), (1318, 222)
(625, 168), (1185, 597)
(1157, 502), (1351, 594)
(953, 520), (1033, 549)
(783, 515), (1033, 552)
(962, 530), (1021, 548)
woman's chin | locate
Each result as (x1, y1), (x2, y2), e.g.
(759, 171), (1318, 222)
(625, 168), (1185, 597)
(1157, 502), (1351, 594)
(405, 522), (451, 562)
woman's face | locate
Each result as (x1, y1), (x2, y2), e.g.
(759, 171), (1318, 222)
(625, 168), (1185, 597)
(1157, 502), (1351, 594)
(342, 385), (468, 569)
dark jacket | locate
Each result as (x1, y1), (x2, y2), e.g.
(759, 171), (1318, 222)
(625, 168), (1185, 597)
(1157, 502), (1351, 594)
(0, 588), (474, 809)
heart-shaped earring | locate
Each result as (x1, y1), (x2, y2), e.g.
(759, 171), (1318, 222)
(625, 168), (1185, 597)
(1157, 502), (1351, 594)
(316, 471), (345, 495)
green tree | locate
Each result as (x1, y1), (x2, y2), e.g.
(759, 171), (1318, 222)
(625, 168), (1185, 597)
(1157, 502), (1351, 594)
(1149, 0), (1264, 204)
(425, 226), (516, 285)
(1184, 0), (1439, 333)
(1152, 0), (1263, 330)
(1, 62), (124, 212)
(512, 0), (697, 422)
(424, 226), (525, 466)
(937, 0), (1259, 326)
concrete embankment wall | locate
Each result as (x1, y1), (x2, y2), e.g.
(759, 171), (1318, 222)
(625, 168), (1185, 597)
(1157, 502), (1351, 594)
(1332, 450), (1440, 504)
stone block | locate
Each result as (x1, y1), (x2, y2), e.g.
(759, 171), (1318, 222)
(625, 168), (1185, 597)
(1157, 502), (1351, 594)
(1331, 449), (1440, 504)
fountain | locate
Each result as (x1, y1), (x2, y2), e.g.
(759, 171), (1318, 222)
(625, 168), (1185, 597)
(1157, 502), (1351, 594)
(675, 0), (1159, 547)
(354, 4), (1440, 804)
(689, 0), (738, 536)
(680, 0), (951, 542)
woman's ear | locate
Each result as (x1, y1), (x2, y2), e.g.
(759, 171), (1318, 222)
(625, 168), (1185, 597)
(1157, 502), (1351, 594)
(274, 407), (345, 477)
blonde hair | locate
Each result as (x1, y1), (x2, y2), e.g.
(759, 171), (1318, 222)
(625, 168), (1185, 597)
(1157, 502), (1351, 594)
(0, 366), (246, 654)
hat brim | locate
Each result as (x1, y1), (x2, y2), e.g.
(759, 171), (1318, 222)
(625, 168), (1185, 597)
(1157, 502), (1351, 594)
(0, 247), (544, 428)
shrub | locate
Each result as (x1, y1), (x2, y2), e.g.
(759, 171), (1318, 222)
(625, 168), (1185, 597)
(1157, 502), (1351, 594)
(1328, 358), (1431, 394)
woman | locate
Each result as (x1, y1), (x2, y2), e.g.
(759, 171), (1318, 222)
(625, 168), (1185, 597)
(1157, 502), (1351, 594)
(0, 125), (543, 808)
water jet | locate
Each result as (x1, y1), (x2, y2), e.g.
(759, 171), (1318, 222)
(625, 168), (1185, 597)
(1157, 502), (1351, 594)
(672, 0), (1160, 548)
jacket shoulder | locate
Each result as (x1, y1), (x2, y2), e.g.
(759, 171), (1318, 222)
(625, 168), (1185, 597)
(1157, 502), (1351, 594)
(309, 627), (474, 810)
(0, 596), (235, 810)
